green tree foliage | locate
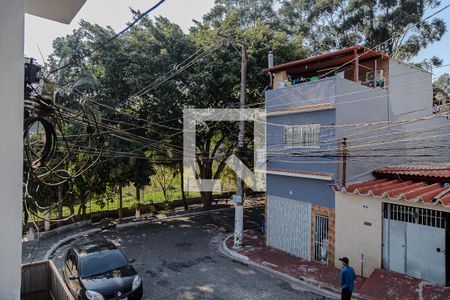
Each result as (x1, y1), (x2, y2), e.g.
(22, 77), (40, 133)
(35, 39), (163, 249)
(279, 0), (447, 59)
(434, 73), (450, 93)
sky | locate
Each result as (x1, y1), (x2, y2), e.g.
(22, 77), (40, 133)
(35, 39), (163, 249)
(24, 0), (216, 64)
(25, 0), (450, 78)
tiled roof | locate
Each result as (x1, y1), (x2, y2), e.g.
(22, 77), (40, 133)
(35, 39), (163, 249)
(334, 178), (450, 208)
(264, 45), (389, 73)
(374, 166), (450, 180)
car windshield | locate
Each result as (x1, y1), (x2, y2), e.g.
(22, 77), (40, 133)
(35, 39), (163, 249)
(80, 249), (129, 278)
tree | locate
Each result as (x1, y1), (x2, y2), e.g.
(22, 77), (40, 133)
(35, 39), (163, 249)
(434, 73), (450, 93)
(71, 161), (109, 219)
(128, 155), (155, 208)
(153, 164), (178, 205)
(279, 0), (447, 60)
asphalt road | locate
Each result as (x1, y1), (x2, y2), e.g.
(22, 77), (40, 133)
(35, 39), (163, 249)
(52, 207), (330, 300)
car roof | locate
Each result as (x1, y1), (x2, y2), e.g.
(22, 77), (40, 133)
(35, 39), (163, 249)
(70, 236), (118, 256)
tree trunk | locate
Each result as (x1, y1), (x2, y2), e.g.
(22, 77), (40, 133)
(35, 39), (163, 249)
(200, 191), (213, 207)
(180, 161), (188, 211)
(118, 185), (123, 220)
(57, 184), (63, 224)
(78, 194), (87, 220)
(135, 186), (141, 219)
(69, 204), (75, 222)
(136, 186), (140, 202)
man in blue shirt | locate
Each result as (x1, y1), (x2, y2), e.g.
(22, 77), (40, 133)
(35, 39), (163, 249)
(339, 257), (356, 300)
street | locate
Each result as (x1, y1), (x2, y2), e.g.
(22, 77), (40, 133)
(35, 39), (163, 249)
(51, 207), (331, 300)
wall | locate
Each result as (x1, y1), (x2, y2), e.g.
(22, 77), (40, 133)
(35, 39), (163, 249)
(335, 77), (391, 183)
(267, 174), (335, 208)
(265, 77), (337, 112)
(266, 109), (337, 175)
(388, 60), (432, 121)
(0, 0), (25, 298)
(334, 192), (383, 277)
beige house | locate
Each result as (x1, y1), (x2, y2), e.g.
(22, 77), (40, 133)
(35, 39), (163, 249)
(333, 166), (450, 286)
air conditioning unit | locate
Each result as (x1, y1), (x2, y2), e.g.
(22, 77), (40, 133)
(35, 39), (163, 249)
(366, 70), (384, 83)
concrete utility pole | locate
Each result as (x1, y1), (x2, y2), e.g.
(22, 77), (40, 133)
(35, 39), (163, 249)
(234, 42), (248, 249)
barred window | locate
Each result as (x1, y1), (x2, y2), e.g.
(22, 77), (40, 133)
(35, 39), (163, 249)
(284, 124), (320, 148)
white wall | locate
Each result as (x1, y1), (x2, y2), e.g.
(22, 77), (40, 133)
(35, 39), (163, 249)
(388, 60), (432, 121)
(0, 0), (25, 298)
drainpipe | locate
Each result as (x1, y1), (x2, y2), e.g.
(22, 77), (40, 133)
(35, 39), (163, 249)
(361, 253), (364, 278)
(354, 48), (359, 82)
(341, 138), (348, 188)
(268, 51), (274, 88)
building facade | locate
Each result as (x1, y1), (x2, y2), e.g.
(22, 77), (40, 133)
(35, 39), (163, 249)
(334, 166), (450, 286)
(264, 46), (449, 267)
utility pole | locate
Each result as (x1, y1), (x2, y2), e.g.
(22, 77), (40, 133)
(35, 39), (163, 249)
(234, 42), (248, 249)
(341, 137), (348, 188)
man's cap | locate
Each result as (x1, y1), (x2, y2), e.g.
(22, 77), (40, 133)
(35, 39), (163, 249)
(339, 257), (349, 264)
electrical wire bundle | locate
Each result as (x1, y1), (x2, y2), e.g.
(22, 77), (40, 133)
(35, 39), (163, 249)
(23, 59), (104, 187)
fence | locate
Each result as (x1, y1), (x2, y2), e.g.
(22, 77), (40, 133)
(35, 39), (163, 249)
(21, 260), (74, 300)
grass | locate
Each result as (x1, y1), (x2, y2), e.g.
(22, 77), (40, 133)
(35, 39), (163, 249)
(31, 182), (235, 221)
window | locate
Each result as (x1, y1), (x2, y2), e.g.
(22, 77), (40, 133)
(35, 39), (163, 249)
(284, 124), (320, 148)
(66, 251), (79, 276)
(80, 249), (129, 278)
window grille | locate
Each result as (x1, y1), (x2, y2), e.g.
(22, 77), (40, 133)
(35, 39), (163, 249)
(383, 203), (448, 229)
(284, 124), (320, 148)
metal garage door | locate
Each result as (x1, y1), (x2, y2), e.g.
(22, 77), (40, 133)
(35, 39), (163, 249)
(267, 196), (311, 259)
(383, 203), (447, 285)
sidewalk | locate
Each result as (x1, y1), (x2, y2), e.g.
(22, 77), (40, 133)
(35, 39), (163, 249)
(223, 230), (450, 300)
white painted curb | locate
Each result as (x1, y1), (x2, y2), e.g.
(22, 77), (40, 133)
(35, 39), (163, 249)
(222, 235), (250, 261)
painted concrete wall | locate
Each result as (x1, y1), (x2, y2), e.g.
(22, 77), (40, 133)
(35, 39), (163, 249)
(267, 195), (311, 259)
(335, 78), (391, 183)
(388, 60), (432, 121)
(267, 109), (337, 175)
(267, 174), (335, 208)
(265, 77), (337, 112)
(334, 192), (383, 277)
(0, 0), (25, 298)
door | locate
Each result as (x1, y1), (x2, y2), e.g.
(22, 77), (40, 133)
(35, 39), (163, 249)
(417, 224), (446, 285)
(314, 214), (329, 264)
(383, 203), (447, 285)
(65, 250), (81, 297)
(267, 196), (311, 259)
(388, 220), (406, 274)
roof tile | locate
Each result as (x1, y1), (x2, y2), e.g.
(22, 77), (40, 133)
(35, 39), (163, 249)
(338, 179), (450, 208)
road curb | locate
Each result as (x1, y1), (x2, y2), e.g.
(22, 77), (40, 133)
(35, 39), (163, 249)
(44, 228), (101, 260)
(221, 235), (250, 261)
(219, 233), (341, 299)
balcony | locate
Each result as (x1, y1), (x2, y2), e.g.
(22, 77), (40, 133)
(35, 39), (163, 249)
(21, 260), (74, 300)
